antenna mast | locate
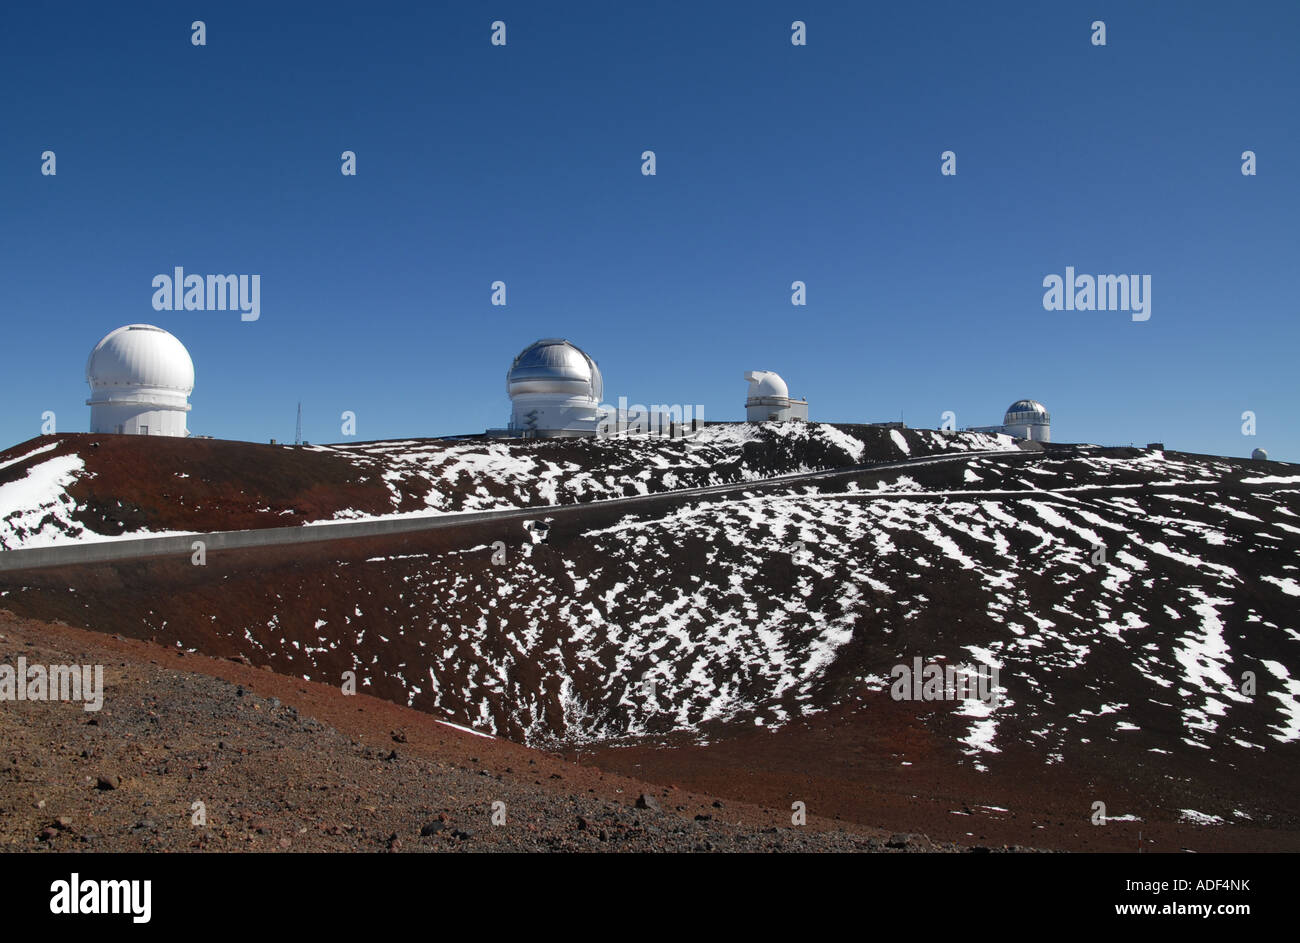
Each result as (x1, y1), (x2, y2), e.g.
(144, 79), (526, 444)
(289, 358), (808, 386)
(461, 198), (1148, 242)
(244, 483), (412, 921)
(295, 402), (303, 446)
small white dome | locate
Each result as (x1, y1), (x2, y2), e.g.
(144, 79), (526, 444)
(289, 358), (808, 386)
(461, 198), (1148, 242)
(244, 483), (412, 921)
(86, 324), (195, 394)
(744, 370), (789, 401)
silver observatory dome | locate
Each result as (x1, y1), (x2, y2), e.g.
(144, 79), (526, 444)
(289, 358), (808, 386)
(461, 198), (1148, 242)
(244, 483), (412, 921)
(506, 338), (603, 400)
(1004, 399), (1050, 425)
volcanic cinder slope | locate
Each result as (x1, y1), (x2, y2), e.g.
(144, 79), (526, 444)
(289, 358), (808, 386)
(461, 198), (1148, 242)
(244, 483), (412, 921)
(0, 423), (1006, 548)
(1, 424), (1297, 851)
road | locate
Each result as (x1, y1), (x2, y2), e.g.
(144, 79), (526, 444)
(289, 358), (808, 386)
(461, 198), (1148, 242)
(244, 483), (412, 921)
(0, 448), (1036, 573)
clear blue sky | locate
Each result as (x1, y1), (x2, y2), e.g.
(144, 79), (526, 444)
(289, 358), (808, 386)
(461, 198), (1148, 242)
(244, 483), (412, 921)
(2, 1), (1296, 459)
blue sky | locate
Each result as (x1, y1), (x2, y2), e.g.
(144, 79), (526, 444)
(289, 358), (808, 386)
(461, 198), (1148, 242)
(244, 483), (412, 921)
(2, 1), (1296, 459)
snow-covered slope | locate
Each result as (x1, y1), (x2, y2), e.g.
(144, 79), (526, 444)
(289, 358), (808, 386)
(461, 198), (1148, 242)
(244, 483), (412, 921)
(0, 425), (1018, 549)
(299, 452), (1299, 761)
(4, 444), (1295, 784)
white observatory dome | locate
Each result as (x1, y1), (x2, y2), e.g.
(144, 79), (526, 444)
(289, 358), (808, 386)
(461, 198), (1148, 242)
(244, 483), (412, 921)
(1001, 399), (1050, 442)
(1252, 448), (1269, 461)
(506, 339), (603, 437)
(745, 370), (789, 402)
(86, 324), (194, 437)
(744, 370), (808, 422)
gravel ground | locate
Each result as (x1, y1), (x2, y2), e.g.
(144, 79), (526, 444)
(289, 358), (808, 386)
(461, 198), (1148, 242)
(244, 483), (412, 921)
(1, 611), (997, 853)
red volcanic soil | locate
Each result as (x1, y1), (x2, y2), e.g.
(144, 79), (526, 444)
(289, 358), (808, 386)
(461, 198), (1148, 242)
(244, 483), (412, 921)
(3, 434), (398, 537)
(3, 434), (1297, 853)
(0, 611), (975, 853)
(585, 699), (1300, 853)
(3, 609), (1292, 853)
(5, 520), (1297, 853)
(0, 425), (1011, 545)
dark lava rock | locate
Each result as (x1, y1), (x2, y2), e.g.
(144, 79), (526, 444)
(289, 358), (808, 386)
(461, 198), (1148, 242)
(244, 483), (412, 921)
(419, 821), (445, 836)
(635, 794), (659, 811)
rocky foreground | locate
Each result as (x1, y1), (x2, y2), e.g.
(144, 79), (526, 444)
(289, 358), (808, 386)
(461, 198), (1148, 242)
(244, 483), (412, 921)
(0, 611), (996, 853)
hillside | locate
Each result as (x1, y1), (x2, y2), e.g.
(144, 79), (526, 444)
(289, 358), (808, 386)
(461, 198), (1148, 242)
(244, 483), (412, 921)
(0, 426), (1297, 850)
(0, 424), (1017, 550)
(3, 611), (962, 853)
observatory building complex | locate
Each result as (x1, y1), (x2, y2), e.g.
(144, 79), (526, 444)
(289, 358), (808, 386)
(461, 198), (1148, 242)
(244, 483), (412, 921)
(970, 399), (1051, 442)
(744, 371), (807, 422)
(86, 324), (194, 437)
(72, 324), (1046, 447)
(505, 338), (604, 437)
